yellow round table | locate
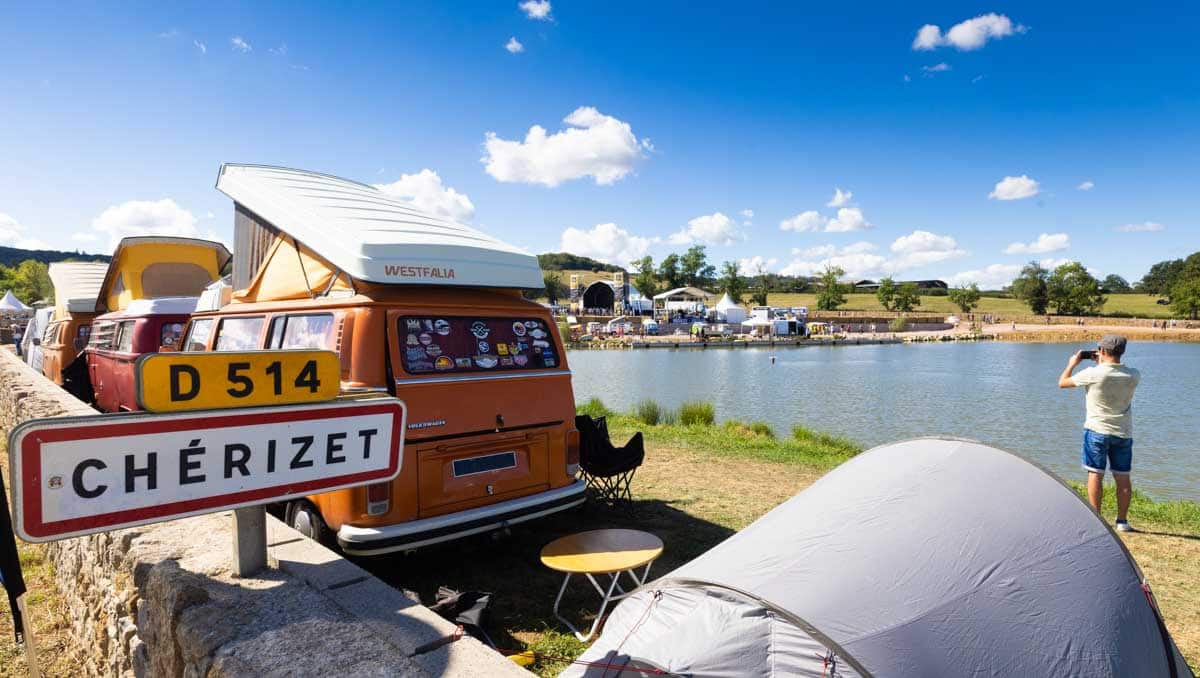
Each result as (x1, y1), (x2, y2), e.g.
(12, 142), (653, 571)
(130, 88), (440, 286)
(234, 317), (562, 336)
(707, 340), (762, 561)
(540, 529), (664, 640)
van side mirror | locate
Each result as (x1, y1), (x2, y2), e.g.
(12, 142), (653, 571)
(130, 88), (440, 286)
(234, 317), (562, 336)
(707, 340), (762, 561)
(31, 338), (40, 347)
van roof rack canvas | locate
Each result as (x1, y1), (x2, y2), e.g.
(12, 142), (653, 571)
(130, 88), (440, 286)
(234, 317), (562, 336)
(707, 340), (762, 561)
(48, 261), (107, 315)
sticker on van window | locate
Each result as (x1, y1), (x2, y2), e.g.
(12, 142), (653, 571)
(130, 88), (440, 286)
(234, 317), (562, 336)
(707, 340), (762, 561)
(531, 328), (548, 339)
(407, 319), (421, 331)
(399, 317), (559, 376)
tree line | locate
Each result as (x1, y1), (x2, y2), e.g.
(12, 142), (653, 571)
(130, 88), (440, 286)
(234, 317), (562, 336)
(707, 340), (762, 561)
(0, 260), (53, 306)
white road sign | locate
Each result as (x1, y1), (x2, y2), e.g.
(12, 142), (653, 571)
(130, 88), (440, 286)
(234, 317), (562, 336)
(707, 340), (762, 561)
(9, 398), (406, 542)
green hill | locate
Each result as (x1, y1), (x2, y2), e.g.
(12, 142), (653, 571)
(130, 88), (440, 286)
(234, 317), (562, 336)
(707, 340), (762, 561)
(537, 252), (623, 273)
(0, 244), (109, 268)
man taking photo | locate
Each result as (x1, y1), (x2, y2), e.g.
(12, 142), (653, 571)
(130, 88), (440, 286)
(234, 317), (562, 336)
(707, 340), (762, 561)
(1058, 334), (1140, 531)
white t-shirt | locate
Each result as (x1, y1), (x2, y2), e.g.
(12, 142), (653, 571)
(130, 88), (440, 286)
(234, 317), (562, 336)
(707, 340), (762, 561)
(1072, 363), (1140, 438)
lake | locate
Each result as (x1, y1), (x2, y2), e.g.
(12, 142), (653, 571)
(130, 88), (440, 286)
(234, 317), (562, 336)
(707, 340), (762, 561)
(568, 341), (1200, 503)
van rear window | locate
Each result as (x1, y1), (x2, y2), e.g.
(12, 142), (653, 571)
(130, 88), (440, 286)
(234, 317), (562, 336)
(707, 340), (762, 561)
(398, 317), (559, 375)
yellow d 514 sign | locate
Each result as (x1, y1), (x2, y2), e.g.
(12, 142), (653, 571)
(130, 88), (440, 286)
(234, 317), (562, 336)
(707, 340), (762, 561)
(135, 350), (341, 412)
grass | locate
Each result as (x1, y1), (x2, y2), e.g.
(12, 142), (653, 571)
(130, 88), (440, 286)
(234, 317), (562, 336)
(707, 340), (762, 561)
(677, 400), (715, 426)
(766, 292), (1174, 318)
(0, 442), (78, 678)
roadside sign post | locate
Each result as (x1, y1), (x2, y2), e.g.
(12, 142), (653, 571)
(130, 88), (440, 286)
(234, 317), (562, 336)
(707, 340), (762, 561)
(232, 506), (268, 577)
(130, 349), (356, 576)
(8, 399), (406, 578)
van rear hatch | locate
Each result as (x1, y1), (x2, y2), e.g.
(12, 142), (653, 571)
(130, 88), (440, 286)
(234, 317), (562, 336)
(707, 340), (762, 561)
(389, 313), (571, 517)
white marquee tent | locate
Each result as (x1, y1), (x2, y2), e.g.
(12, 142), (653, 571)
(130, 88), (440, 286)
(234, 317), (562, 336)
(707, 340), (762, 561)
(0, 290), (31, 312)
(564, 438), (1193, 678)
(713, 292), (746, 324)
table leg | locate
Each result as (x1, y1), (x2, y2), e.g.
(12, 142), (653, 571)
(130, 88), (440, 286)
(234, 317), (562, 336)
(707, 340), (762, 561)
(551, 560), (660, 642)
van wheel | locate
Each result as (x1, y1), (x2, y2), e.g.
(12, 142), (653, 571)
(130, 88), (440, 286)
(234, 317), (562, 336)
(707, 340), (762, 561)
(287, 501), (328, 544)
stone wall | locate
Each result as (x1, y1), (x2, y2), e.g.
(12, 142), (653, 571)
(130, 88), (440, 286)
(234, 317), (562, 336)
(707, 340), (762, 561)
(0, 349), (529, 677)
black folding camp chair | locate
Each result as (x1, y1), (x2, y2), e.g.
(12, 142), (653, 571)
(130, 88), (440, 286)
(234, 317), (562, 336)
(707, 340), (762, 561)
(575, 414), (645, 507)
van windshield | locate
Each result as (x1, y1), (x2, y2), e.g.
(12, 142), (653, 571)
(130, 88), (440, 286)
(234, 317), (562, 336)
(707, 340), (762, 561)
(398, 317), (559, 375)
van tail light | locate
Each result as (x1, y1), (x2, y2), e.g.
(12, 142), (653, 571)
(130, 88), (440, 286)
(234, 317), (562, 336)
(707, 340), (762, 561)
(566, 429), (581, 477)
(366, 482), (390, 516)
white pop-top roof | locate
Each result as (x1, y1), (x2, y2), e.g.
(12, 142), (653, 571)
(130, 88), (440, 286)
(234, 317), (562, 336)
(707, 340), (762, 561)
(215, 164), (544, 289)
(119, 297), (202, 316)
(48, 262), (108, 314)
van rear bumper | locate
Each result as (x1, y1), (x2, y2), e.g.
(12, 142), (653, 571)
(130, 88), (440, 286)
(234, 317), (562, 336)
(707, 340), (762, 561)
(337, 481), (587, 555)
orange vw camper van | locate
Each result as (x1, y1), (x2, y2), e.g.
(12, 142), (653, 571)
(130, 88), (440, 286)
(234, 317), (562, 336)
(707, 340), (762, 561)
(41, 261), (107, 384)
(184, 164), (586, 555)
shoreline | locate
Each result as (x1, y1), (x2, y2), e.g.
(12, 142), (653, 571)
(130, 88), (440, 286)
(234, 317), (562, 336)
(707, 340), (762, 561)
(567, 322), (1200, 349)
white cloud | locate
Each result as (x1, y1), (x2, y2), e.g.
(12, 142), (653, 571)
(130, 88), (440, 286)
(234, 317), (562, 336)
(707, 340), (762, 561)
(269, 43), (288, 55)
(737, 256), (778, 274)
(1003, 232), (1070, 254)
(482, 107), (649, 187)
(90, 198), (200, 250)
(0, 213), (50, 250)
(193, 40), (206, 54)
(505, 37), (524, 54)
(889, 230), (968, 268)
(903, 74), (912, 83)
(1078, 180), (1095, 191)
(779, 210), (823, 233)
(373, 169), (476, 222)
(824, 207), (873, 232)
(670, 212), (741, 246)
(519, 0), (552, 20)
(231, 36), (251, 53)
(559, 222), (657, 268)
(922, 62), (952, 73)
(71, 232), (100, 243)
(826, 188), (853, 207)
(913, 24), (942, 50)
(947, 264), (1022, 289)
(913, 13), (1026, 51)
(158, 28), (180, 39)
(791, 242), (876, 259)
(740, 208), (754, 225)
(1040, 257), (1073, 270)
(971, 74), (984, 83)
(779, 231), (962, 279)
(988, 174), (1040, 201)
(1114, 221), (1165, 233)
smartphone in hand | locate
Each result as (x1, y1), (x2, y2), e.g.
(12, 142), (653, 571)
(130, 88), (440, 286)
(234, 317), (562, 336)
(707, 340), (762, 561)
(1079, 350), (1097, 360)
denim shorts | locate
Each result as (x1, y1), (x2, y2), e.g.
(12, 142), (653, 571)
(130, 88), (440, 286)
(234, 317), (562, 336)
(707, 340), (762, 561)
(1082, 429), (1133, 475)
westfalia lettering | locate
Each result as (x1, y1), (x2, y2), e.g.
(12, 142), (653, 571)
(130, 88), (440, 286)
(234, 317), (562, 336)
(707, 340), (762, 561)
(67, 429), (380, 500)
(383, 265), (456, 279)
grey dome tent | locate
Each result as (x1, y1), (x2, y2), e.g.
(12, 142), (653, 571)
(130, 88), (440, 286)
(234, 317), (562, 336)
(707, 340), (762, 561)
(563, 438), (1192, 678)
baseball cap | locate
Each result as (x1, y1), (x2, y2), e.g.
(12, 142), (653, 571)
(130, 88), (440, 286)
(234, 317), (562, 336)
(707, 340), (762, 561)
(1098, 334), (1127, 356)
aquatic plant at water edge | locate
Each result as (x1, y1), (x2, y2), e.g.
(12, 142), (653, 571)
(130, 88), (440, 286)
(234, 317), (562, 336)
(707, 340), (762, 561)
(633, 399), (665, 425)
(678, 400), (716, 426)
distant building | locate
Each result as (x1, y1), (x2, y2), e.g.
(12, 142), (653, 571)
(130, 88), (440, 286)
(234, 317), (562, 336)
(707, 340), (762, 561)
(853, 279), (948, 291)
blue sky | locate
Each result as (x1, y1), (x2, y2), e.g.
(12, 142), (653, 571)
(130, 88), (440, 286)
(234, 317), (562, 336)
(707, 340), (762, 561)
(1, 1), (1197, 288)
